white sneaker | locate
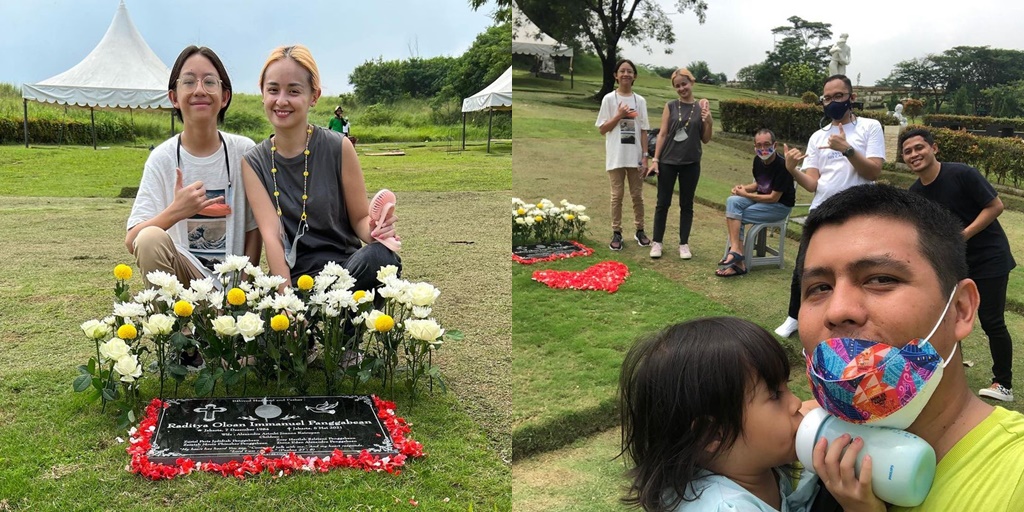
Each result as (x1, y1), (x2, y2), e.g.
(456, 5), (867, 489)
(979, 383), (1014, 402)
(679, 244), (692, 260)
(774, 317), (799, 338)
(650, 242), (663, 259)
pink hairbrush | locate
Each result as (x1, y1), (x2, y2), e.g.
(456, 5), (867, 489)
(369, 189), (401, 252)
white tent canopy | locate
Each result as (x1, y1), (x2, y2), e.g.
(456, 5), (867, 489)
(21, 0), (172, 147)
(512, 7), (573, 59)
(460, 67), (512, 153)
(461, 67), (512, 113)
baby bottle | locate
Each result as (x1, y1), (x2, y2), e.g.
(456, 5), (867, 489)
(795, 408), (936, 507)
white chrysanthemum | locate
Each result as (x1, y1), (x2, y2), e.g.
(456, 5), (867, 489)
(208, 291), (224, 308)
(113, 301), (148, 319)
(323, 304), (341, 318)
(211, 316), (239, 336)
(244, 263), (264, 278)
(378, 282), (404, 300)
(146, 270), (183, 296)
(514, 217), (527, 225)
(270, 292), (305, 313)
(81, 319), (110, 340)
(405, 318), (445, 342)
(255, 274), (287, 291)
(177, 288), (200, 304)
(524, 217), (535, 226)
(324, 289), (356, 311)
(412, 306), (432, 319)
(355, 289), (375, 305)
(189, 278), (216, 298)
(256, 296), (274, 311)
(103, 315), (116, 326)
(235, 312), (264, 341)
(578, 215), (590, 222)
(142, 314), (175, 336)
(214, 254), (250, 274)
(132, 289), (159, 305)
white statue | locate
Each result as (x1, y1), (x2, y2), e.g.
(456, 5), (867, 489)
(539, 55), (556, 74)
(828, 33), (851, 76)
(891, 103), (908, 127)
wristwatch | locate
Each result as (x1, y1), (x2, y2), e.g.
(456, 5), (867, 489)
(842, 147), (855, 158)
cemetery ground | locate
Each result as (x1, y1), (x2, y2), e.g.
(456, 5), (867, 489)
(0, 141), (512, 510)
(511, 69), (1024, 511)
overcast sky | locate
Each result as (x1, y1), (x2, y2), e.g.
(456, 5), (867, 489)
(0, 0), (496, 95)
(616, 0), (1024, 86)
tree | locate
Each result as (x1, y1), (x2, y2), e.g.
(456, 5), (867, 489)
(737, 16), (831, 94)
(780, 63), (819, 96)
(468, 0), (511, 23)
(516, 0), (709, 99)
(878, 57), (947, 112)
(985, 81), (1024, 118)
(902, 98), (924, 123)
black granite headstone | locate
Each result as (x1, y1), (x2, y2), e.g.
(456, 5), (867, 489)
(147, 395), (397, 463)
(513, 241), (585, 261)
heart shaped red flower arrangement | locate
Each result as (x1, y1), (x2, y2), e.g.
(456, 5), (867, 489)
(532, 261), (629, 293)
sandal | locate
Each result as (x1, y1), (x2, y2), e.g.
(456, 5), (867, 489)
(715, 264), (748, 278)
(718, 250), (744, 267)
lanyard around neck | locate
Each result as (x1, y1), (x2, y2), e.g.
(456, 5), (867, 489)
(177, 131), (230, 189)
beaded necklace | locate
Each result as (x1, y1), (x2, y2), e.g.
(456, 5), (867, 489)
(269, 125), (314, 221)
(676, 99), (697, 130)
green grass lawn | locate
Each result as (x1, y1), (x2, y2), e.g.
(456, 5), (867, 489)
(0, 142), (511, 509)
(511, 69), (1024, 510)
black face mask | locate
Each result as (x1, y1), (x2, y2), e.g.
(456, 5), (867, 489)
(824, 99), (851, 120)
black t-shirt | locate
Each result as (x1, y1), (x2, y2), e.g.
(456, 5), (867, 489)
(752, 154), (796, 208)
(909, 162), (1016, 279)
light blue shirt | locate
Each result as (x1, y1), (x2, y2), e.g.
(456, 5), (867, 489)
(671, 468), (819, 512)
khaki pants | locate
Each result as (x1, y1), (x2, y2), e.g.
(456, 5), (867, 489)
(133, 226), (204, 287)
(608, 167), (646, 233)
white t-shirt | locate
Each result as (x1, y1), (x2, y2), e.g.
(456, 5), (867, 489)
(671, 468), (819, 512)
(802, 116), (885, 209)
(127, 132), (257, 279)
(596, 90), (649, 171)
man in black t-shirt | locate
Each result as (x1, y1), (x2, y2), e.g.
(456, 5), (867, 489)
(716, 128), (796, 276)
(901, 127), (1018, 402)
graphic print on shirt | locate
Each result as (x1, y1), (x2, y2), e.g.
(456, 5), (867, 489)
(186, 188), (231, 269)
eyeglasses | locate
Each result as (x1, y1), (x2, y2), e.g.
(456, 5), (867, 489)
(820, 92), (850, 105)
(177, 76), (223, 93)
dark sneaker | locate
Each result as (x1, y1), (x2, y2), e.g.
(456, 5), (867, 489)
(635, 230), (651, 247)
(609, 232), (623, 251)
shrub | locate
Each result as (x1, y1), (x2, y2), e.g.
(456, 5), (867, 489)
(719, 100), (898, 143)
(360, 104), (397, 126)
(902, 99), (924, 123)
(801, 91), (819, 104)
(922, 114), (1024, 132)
(221, 110), (268, 136)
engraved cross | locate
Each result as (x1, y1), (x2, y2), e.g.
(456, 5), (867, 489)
(194, 403), (227, 422)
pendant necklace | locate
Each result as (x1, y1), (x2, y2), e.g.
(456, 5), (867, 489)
(674, 99), (696, 142)
(269, 124), (313, 267)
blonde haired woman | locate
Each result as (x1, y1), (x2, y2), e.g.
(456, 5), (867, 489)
(242, 45), (399, 290)
(647, 68), (712, 259)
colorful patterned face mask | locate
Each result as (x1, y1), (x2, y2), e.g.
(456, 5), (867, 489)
(804, 286), (958, 429)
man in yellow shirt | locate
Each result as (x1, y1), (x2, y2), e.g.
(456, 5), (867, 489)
(796, 184), (1024, 511)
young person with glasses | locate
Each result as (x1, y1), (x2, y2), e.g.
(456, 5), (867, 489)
(242, 45), (399, 291)
(126, 46), (261, 288)
(773, 74), (884, 338)
(596, 58), (651, 252)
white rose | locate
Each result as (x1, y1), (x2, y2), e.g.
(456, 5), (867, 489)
(81, 319), (110, 340)
(364, 310), (384, 331)
(406, 283), (440, 307)
(99, 338), (131, 361)
(211, 316), (239, 337)
(404, 319), (444, 342)
(376, 265), (400, 284)
(142, 314), (175, 336)
(114, 354), (143, 383)
(236, 312), (265, 341)
(514, 217), (526, 225)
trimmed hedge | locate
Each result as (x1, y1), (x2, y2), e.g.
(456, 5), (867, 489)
(720, 100), (897, 143)
(923, 114), (1024, 132)
(898, 125), (1024, 187)
(0, 115), (140, 145)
